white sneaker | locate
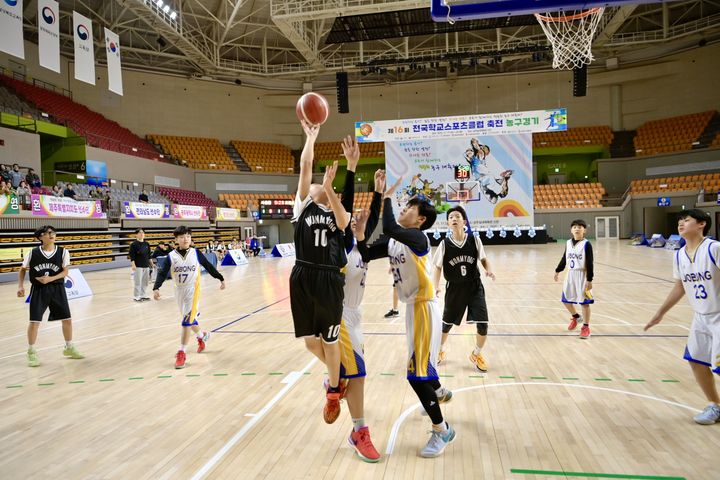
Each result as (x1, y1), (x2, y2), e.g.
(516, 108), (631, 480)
(419, 425), (456, 458)
(694, 404), (720, 425)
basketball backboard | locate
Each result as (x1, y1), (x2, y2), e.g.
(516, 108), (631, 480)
(446, 180), (481, 202)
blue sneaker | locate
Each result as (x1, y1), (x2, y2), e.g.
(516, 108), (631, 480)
(694, 404), (720, 425)
(420, 424), (456, 458)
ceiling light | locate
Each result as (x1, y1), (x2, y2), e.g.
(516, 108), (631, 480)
(156, 0), (163, 7)
(163, 5), (170, 13)
(169, 11), (177, 20)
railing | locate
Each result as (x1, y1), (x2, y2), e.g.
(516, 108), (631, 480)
(0, 67), (72, 98)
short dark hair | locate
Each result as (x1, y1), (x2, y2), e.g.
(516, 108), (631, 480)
(134, 228), (144, 234)
(679, 209), (712, 235)
(173, 226), (192, 237)
(446, 205), (468, 222)
(570, 219), (587, 229)
(34, 225), (56, 239)
(407, 197), (437, 231)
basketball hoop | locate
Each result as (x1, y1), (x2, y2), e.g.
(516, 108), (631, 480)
(535, 7), (605, 70)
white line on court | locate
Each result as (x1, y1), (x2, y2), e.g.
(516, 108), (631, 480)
(190, 357), (318, 480)
(384, 382), (701, 455)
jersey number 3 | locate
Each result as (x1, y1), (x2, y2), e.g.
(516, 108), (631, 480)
(314, 229), (328, 247)
(694, 284), (708, 299)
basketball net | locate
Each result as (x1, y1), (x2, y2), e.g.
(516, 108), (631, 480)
(535, 7), (605, 70)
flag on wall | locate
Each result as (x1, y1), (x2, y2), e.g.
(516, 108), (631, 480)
(73, 11), (95, 85)
(104, 28), (123, 96)
(38, 0), (60, 73)
(0, 0), (25, 59)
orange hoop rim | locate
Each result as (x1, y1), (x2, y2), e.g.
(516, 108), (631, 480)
(534, 7), (603, 23)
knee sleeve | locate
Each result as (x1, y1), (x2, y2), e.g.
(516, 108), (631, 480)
(442, 323), (454, 334)
(476, 321), (488, 336)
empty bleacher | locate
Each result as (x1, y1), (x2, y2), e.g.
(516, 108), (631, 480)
(630, 173), (720, 194)
(534, 183), (605, 209)
(0, 74), (159, 160)
(534, 126), (614, 148)
(221, 193), (293, 213)
(149, 135), (236, 171)
(230, 141), (294, 174)
(0, 84), (42, 118)
(159, 186), (216, 209)
(314, 141), (385, 162)
(71, 184), (168, 205)
(634, 111), (716, 156)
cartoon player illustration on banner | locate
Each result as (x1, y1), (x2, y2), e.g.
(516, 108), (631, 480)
(465, 138), (513, 205)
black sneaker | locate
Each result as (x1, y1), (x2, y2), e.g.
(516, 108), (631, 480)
(384, 309), (399, 318)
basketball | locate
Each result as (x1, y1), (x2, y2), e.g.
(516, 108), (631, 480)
(296, 92), (329, 126)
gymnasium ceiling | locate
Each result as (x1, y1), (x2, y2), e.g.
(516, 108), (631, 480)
(16, 0), (720, 89)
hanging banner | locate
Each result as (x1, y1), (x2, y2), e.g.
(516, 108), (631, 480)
(355, 109), (567, 143)
(123, 201), (170, 219)
(0, 0), (24, 59)
(104, 27), (123, 96)
(385, 133), (534, 229)
(31, 194), (106, 218)
(73, 11), (95, 85)
(172, 204), (208, 220)
(215, 207), (241, 221)
(0, 194), (20, 215)
(38, 0), (60, 73)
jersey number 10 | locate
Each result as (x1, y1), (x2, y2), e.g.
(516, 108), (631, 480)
(314, 229), (328, 247)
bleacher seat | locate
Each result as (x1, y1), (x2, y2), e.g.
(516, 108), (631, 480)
(534, 183), (605, 209)
(630, 173), (720, 194)
(159, 186), (216, 209)
(634, 111), (716, 156)
(315, 141), (385, 162)
(231, 140), (294, 174)
(149, 135), (236, 171)
(534, 126), (613, 148)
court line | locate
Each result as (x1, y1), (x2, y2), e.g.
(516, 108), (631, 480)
(595, 261), (673, 284)
(384, 382), (700, 455)
(509, 468), (685, 479)
(215, 330), (687, 338)
(190, 357), (318, 480)
(212, 296), (289, 332)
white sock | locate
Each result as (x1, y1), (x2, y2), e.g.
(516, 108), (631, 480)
(28, 344), (36, 352)
(432, 421), (449, 433)
(352, 418), (366, 432)
(179, 344), (186, 352)
(196, 331), (204, 339)
(473, 346), (482, 355)
(65, 342), (73, 348)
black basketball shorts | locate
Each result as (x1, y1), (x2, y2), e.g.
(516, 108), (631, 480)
(289, 263), (345, 343)
(442, 279), (489, 327)
(29, 283), (71, 322)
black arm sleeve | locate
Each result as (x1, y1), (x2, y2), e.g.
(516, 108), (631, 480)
(555, 248), (567, 273)
(341, 170), (355, 213)
(382, 198), (429, 253)
(366, 235), (390, 260)
(356, 239), (370, 263)
(153, 257), (171, 291)
(585, 241), (594, 282)
(197, 251), (225, 282)
(364, 192), (382, 239)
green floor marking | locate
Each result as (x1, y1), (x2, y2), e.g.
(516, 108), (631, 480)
(661, 379), (680, 383)
(38, 383), (54, 386)
(128, 377), (143, 380)
(380, 373), (395, 376)
(628, 379), (646, 382)
(595, 378), (612, 381)
(509, 468), (685, 479)
(186, 374), (201, 377)
(530, 376), (548, 380)
(469, 375), (484, 378)
(303, 372), (311, 375)
(158, 375), (172, 378)
(499, 375), (515, 379)
(99, 379), (114, 382)
(213, 373), (228, 377)
(269, 372), (284, 376)
(69, 380), (85, 384)
(562, 377), (580, 380)
(439, 374), (454, 378)
(241, 372), (256, 376)
(6, 385), (22, 388)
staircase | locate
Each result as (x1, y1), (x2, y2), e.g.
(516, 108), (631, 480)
(694, 111), (720, 149)
(224, 144), (251, 172)
(610, 130), (637, 158)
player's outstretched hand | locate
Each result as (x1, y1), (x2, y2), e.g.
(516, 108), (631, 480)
(486, 270), (496, 281)
(644, 312), (663, 331)
(553, 272), (559, 282)
(153, 290), (161, 301)
(323, 161), (338, 192)
(301, 120), (320, 142)
(341, 135), (360, 170)
(374, 169), (385, 193)
(384, 176), (403, 199)
(17, 287), (24, 298)
(220, 281), (226, 290)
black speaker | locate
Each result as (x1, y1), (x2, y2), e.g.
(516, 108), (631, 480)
(336, 72), (349, 114)
(573, 65), (587, 97)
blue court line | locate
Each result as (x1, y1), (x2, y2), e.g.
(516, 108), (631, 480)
(595, 261), (673, 284)
(211, 296), (290, 333)
(215, 330), (686, 338)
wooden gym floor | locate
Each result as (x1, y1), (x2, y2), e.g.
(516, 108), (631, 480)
(0, 240), (717, 480)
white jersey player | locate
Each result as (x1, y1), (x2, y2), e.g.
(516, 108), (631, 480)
(554, 219), (594, 339)
(646, 209), (720, 425)
(153, 226), (225, 369)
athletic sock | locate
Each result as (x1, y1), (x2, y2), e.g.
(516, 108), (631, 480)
(196, 331), (204, 339)
(352, 418), (366, 432)
(65, 341), (73, 348)
(28, 344), (35, 352)
(179, 344), (186, 352)
(473, 346), (482, 355)
(572, 313), (580, 319)
(432, 421), (449, 433)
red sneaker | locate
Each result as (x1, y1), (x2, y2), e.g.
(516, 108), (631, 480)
(348, 427), (381, 463)
(580, 324), (591, 339)
(197, 331), (209, 353)
(175, 350), (187, 369)
(568, 316), (580, 331)
(323, 391), (341, 424)
(323, 378), (349, 400)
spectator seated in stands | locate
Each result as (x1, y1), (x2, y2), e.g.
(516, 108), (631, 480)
(138, 190), (149, 203)
(15, 180), (31, 207)
(0, 164), (11, 184)
(64, 183), (77, 199)
(26, 168), (41, 188)
(52, 185), (63, 197)
(1, 179), (13, 196)
(9, 163), (23, 188)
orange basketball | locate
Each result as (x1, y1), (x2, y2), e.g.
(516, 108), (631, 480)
(296, 92), (330, 126)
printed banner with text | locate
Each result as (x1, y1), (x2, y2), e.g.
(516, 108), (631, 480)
(123, 201), (170, 219)
(31, 194), (105, 218)
(0, 194), (20, 215)
(215, 207), (241, 221)
(172, 204), (208, 221)
(356, 109), (566, 143)
(38, 0), (60, 72)
(73, 11), (95, 85)
(0, 0), (24, 59)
